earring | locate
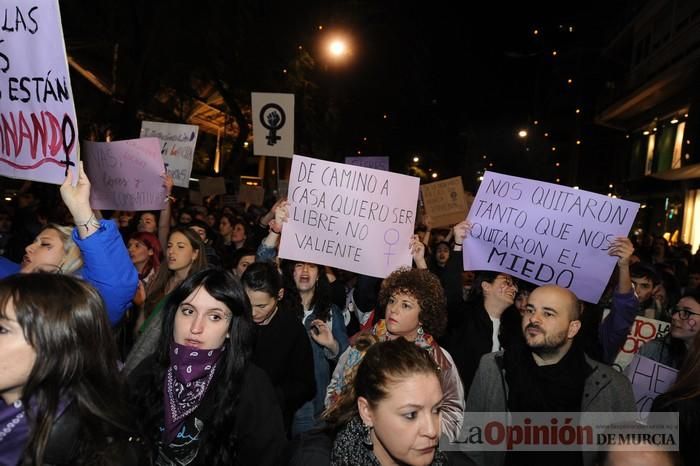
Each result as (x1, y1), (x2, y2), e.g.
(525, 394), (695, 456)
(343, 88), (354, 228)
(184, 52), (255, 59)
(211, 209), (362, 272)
(417, 326), (425, 337)
(362, 423), (373, 447)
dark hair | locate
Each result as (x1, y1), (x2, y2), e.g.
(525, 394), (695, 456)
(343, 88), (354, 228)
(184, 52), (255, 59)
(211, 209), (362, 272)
(187, 219), (213, 242)
(630, 262), (661, 286)
(137, 269), (255, 465)
(280, 260), (333, 321)
(241, 261), (282, 297)
(144, 227), (208, 316)
(324, 337), (439, 428)
(220, 213), (248, 237)
(128, 231), (162, 280)
(0, 274), (134, 465)
(231, 247), (257, 270)
(378, 267), (447, 337)
(467, 271), (511, 303)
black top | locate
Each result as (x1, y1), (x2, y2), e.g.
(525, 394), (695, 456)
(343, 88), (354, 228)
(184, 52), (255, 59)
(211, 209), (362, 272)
(252, 307), (316, 431)
(128, 356), (287, 466)
(443, 301), (520, 395)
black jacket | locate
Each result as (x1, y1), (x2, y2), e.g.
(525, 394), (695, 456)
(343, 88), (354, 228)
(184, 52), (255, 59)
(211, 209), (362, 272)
(443, 301), (520, 395)
(128, 356), (287, 466)
(252, 307), (316, 431)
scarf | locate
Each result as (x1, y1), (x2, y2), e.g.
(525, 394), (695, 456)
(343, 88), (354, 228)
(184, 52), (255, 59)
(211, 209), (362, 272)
(328, 320), (451, 407)
(163, 342), (224, 443)
(503, 337), (592, 466)
(331, 416), (447, 466)
(0, 397), (71, 466)
(0, 399), (29, 466)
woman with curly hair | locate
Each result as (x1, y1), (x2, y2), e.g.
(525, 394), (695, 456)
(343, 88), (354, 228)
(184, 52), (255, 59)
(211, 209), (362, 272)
(325, 267), (465, 441)
(127, 268), (286, 465)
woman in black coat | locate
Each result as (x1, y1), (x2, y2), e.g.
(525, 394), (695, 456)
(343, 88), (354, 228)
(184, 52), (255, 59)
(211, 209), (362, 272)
(128, 268), (287, 466)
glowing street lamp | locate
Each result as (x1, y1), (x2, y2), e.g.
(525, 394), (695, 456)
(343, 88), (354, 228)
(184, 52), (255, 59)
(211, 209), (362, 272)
(518, 130), (528, 138)
(329, 39), (347, 57)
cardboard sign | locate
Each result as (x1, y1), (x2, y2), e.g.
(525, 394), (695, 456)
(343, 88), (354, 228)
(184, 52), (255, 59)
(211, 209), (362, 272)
(344, 156), (390, 171)
(624, 354), (678, 417)
(612, 316), (671, 371)
(83, 138), (166, 211)
(420, 176), (468, 228)
(279, 155), (420, 278)
(198, 177), (226, 197)
(464, 171), (640, 303)
(0, 1), (79, 184)
(251, 92), (294, 157)
(238, 184), (264, 206)
(139, 121), (198, 188)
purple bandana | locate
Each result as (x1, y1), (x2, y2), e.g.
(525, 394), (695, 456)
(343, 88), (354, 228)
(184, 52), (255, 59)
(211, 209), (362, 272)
(0, 399), (29, 466)
(163, 342), (225, 443)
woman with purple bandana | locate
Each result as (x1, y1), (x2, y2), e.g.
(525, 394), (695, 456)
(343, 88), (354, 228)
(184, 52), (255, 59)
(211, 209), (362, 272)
(127, 268), (286, 466)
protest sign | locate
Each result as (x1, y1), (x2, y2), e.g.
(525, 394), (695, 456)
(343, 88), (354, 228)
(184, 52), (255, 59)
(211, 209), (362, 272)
(612, 316), (671, 371)
(624, 354), (678, 417)
(139, 121), (198, 188)
(252, 92), (294, 157)
(238, 184), (264, 206)
(279, 155), (420, 278)
(0, 1), (79, 185)
(420, 176), (468, 228)
(83, 138), (166, 211)
(463, 171), (640, 303)
(198, 177), (226, 197)
(344, 156), (390, 171)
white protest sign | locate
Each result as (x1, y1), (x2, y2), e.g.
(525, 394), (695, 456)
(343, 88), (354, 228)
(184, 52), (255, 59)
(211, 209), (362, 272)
(624, 354), (678, 417)
(612, 316), (671, 371)
(0, 1), (79, 184)
(279, 155), (419, 278)
(464, 171), (640, 303)
(139, 121), (198, 188)
(251, 92), (294, 157)
(83, 138), (166, 211)
(420, 176), (468, 228)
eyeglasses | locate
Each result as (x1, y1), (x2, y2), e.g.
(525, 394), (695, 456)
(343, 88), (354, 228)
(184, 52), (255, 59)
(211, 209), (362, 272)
(672, 307), (700, 320)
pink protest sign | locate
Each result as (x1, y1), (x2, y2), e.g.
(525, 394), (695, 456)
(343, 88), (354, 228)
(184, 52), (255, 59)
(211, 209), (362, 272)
(279, 155), (420, 278)
(83, 138), (167, 211)
(624, 354), (677, 417)
(464, 171), (640, 303)
(0, 1), (79, 184)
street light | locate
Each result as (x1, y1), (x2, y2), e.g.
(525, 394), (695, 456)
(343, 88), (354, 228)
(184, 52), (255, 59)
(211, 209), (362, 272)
(518, 130), (528, 138)
(329, 39), (347, 57)
(412, 156), (420, 163)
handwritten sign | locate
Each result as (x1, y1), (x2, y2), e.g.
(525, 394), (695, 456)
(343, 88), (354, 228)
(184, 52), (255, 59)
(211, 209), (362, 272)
(420, 176), (468, 228)
(198, 177), (226, 197)
(344, 156), (390, 171)
(0, 1), (79, 184)
(624, 354), (677, 417)
(139, 121), (198, 188)
(612, 316), (671, 371)
(279, 155), (420, 278)
(463, 171), (640, 303)
(251, 92), (294, 157)
(83, 138), (166, 211)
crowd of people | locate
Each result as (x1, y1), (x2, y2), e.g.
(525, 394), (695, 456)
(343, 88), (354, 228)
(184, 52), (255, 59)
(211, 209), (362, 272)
(0, 166), (697, 466)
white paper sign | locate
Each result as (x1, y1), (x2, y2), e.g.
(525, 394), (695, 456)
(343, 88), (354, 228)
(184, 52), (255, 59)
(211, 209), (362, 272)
(139, 121), (198, 188)
(251, 92), (294, 157)
(0, 1), (79, 185)
(464, 171), (640, 303)
(279, 155), (419, 278)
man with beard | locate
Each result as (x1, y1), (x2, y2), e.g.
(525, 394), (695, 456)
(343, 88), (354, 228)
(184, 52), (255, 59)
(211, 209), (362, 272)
(464, 285), (635, 466)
